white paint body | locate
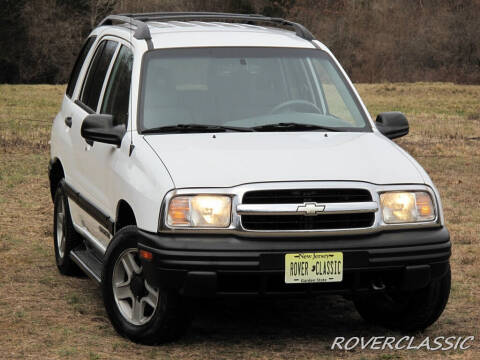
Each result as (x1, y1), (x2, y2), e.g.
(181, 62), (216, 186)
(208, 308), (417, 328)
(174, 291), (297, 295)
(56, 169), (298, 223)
(144, 132), (425, 188)
(50, 21), (443, 241)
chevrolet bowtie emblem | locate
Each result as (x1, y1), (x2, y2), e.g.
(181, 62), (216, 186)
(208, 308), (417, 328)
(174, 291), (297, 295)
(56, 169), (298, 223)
(296, 202), (326, 216)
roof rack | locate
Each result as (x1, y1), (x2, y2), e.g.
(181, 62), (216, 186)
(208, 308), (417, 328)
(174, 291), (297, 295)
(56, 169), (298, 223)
(99, 14), (152, 40)
(98, 12), (315, 42)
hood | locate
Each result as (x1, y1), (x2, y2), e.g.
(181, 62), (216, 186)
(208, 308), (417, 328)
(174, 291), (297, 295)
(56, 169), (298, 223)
(144, 132), (424, 188)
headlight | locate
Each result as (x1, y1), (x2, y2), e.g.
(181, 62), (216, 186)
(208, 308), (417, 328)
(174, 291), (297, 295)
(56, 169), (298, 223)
(380, 191), (436, 224)
(167, 195), (231, 228)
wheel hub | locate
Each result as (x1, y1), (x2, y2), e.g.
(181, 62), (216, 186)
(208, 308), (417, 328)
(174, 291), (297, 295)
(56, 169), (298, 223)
(130, 274), (147, 299)
(112, 248), (160, 326)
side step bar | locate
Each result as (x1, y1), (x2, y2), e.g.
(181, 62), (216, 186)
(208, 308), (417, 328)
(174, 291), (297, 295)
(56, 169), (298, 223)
(70, 247), (103, 284)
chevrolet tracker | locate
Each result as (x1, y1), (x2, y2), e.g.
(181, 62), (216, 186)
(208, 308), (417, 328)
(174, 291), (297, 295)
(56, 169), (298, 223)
(48, 12), (451, 344)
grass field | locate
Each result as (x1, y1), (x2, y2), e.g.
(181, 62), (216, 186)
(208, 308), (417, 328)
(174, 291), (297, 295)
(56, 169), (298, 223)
(0, 83), (479, 359)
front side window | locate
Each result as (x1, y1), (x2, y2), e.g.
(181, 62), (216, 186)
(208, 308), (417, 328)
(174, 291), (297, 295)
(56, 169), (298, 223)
(66, 36), (96, 98)
(80, 40), (117, 111)
(101, 46), (133, 126)
(139, 48), (370, 133)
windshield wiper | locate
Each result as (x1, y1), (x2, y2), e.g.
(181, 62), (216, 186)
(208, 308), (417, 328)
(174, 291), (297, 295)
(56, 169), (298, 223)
(142, 122), (339, 134)
(251, 122), (340, 132)
(142, 123), (254, 134)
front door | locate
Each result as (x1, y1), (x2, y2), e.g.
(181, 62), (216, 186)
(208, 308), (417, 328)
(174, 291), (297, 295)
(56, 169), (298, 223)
(69, 38), (119, 248)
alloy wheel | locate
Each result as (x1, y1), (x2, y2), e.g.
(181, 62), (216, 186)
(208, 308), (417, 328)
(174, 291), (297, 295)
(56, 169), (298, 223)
(112, 248), (159, 326)
(56, 197), (66, 258)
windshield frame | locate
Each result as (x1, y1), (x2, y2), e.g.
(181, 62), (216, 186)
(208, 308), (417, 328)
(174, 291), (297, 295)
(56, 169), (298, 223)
(137, 47), (372, 134)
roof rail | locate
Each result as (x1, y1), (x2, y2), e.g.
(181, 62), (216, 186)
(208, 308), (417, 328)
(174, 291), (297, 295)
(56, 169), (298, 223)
(98, 12), (315, 42)
(99, 15), (152, 40)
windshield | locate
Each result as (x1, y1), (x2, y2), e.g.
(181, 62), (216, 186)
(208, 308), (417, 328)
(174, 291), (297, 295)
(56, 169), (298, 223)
(139, 47), (370, 133)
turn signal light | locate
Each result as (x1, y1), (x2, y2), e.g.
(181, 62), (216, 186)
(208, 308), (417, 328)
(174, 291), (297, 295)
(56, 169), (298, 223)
(139, 250), (153, 261)
(168, 196), (191, 225)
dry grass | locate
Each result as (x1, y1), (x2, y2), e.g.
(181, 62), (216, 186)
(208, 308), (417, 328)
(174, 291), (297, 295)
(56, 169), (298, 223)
(0, 83), (479, 359)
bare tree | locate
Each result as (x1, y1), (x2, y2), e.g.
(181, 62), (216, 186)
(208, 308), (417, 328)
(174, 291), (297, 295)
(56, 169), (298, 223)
(3, 0), (480, 84)
(89, 0), (117, 27)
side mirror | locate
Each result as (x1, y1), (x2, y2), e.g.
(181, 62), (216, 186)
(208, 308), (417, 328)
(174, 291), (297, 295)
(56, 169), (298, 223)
(81, 114), (126, 147)
(375, 112), (409, 139)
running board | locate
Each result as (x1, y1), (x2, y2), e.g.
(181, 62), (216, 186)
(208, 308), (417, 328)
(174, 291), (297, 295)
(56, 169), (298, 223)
(70, 247), (103, 284)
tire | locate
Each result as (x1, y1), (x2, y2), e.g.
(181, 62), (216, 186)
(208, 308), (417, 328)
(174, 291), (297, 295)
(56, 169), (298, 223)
(53, 180), (82, 275)
(101, 225), (191, 344)
(353, 266), (451, 332)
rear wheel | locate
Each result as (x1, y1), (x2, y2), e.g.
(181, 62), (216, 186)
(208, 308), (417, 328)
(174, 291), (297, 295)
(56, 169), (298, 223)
(102, 226), (191, 344)
(353, 266), (451, 331)
(53, 181), (81, 275)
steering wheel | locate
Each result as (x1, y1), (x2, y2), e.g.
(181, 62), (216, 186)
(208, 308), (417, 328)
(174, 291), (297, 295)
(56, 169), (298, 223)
(270, 99), (323, 115)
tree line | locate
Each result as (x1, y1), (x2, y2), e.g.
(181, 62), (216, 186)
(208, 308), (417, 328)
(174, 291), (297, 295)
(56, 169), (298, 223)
(1, 0), (479, 84)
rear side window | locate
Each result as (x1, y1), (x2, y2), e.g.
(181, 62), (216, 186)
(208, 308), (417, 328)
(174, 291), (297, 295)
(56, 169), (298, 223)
(66, 36), (96, 98)
(80, 40), (117, 111)
(101, 46), (134, 126)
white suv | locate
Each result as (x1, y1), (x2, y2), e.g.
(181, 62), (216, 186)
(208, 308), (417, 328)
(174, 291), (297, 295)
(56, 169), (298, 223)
(49, 12), (451, 344)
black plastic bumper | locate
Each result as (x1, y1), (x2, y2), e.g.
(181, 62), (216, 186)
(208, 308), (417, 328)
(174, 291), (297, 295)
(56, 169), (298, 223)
(138, 227), (451, 298)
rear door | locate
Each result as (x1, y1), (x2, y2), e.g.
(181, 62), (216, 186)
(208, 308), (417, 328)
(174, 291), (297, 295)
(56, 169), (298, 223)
(54, 36), (96, 194)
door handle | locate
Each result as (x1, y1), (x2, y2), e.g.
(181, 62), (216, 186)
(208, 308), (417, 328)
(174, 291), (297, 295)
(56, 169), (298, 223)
(65, 116), (73, 128)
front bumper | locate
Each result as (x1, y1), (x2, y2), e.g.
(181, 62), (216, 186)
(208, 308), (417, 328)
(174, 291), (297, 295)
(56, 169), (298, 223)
(138, 227), (451, 297)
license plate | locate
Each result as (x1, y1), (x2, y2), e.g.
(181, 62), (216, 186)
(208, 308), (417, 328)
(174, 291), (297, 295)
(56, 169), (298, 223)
(285, 252), (343, 284)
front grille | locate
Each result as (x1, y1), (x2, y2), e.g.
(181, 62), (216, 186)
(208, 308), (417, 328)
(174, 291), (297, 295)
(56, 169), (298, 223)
(240, 188), (375, 231)
(242, 188), (372, 204)
(241, 213), (375, 231)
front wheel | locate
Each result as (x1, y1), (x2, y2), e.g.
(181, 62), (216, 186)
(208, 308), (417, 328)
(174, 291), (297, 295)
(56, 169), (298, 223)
(102, 226), (191, 344)
(353, 266), (451, 332)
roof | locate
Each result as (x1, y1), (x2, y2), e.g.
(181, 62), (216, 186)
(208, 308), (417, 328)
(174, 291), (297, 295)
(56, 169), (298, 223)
(151, 21), (315, 49)
(97, 13), (318, 50)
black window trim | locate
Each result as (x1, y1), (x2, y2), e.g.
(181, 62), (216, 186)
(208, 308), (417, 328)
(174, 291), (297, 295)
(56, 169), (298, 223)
(74, 99), (95, 114)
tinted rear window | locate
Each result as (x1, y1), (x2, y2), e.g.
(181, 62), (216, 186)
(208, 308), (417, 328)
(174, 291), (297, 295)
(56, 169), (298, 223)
(101, 46), (134, 126)
(80, 40), (117, 111)
(66, 36), (96, 98)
